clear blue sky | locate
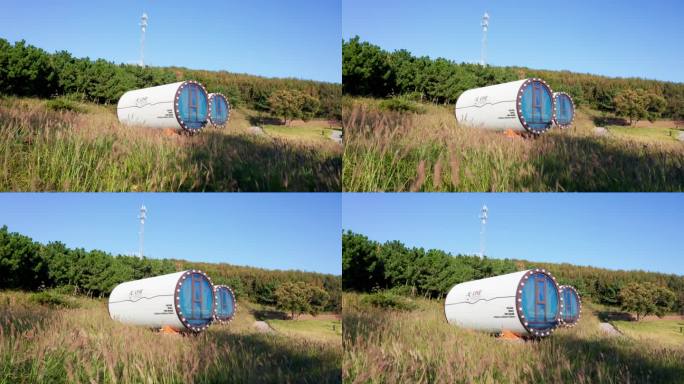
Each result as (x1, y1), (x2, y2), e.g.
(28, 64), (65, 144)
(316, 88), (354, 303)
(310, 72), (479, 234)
(0, 0), (341, 83)
(0, 193), (341, 275)
(342, 0), (684, 83)
(342, 193), (684, 276)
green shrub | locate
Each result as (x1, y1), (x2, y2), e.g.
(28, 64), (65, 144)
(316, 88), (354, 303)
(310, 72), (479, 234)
(51, 284), (78, 295)
(29, 291), (78, 308)
(400, 91), (425, 102)
(361, 291), (417, 311)
(45, 97), (84, 113)
(378, 97), (425, 114)
(388, 285), (416, 297)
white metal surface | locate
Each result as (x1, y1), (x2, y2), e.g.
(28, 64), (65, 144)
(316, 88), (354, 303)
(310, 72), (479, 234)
(445, 270), (529, 335)
(456, 79), (527, 132)
(444, 269), (562, 337)
(109, 271), (186, 330)
(117, 81), (208, 131)
(455, 78), (554, 133)
(108, 270), (214, 332)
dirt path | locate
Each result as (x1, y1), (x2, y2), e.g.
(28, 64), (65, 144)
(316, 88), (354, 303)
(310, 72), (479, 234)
(248, 126), (264, 135)
(599, 322), (621, 336)
(253, 320), (274, 333)
(330, 130), (342, 144)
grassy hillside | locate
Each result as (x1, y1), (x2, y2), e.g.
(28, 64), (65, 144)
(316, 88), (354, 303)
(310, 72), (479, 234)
(343, 98), (684, 192)
(0, 224), (342, 313)
(0, 291), (341, 384)
(612, 319), (684, 348)
(341, 231), (684, 314)
(0, 97), (341, 191)
(342, 37), (684, 120)
(343, 292), (684, 384)
(176, 260), (342, 313)
(0, 39), (341, 120)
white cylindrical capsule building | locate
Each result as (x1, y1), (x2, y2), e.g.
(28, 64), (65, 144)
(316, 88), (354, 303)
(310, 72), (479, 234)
(444, 269), (562, 337)
(208, 93), (230, 127)
(213, 284), (237, 323)
(558, 285), (581, 327)
(455, 78), (555, 135)
(117, 81), (209, 133)
(108, 270), (216, 332)
(552, 92), (575, 128)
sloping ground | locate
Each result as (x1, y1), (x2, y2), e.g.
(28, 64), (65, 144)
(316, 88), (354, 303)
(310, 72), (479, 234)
(343, 98), (684, 191)
(612, 319), (684, 348)
(566, 107), (682, 143)
(0, 98), (341, 191)
(0, 291), (341, 384)
(599, 322), (621, 336)
(253, 320), (275, 333)
(606, 126), (682, 143)
(343, 292), (684, 383)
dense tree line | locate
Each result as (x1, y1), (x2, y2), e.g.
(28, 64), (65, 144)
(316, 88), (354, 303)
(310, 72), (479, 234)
(342, 37), (684, 120)
(0, 39), (341, 119)
(178, 67), (341, 120)
(342, 231), (518, 298)
(0, 226), (341, 312)
(174, 260), (341, 313)
(342, 231), (684, 314)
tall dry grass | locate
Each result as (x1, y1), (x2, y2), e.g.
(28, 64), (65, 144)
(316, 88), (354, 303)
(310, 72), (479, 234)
(0, 291), (341, 384)
(343, 99), (684, 191)
(0, 98), (341, 191)
(343, 293), (684, 384)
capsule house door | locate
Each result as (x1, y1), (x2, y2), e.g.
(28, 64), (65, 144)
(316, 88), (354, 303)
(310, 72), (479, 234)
(533, 276), (548, 324)
(520, 80), (553, 132)
(215, 96), (222, 120)
(565, 291), (573, 321)
(190, 273), (204, 320)
(530, 82), (542, 124)
(178, 83), (206, 130)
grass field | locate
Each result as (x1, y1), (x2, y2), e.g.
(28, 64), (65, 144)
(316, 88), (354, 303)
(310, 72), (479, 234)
(342, 98), (684, 191)
(606, 125), (682, 143)
(267, 318), (342, 344)
(0, 97), (341, 191)
(612, 319), (684, 348)
(343, 292), (684, 384)
(0, 290), (341, 384)
(263, 125), (338, 143)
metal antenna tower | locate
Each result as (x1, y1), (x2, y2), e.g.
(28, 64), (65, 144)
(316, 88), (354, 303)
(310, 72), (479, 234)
(138, 205), (147, 258)
(480, 11), (489, 66)
(140, 12), (148, 67)
(479, 205), (488, 257)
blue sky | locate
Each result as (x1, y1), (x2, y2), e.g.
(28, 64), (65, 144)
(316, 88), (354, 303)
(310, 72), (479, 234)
(342, 193), (684, 276)
(0, 0), (341, 83)
(0, 193), (341, 275)
(342, 0), (684, 83)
